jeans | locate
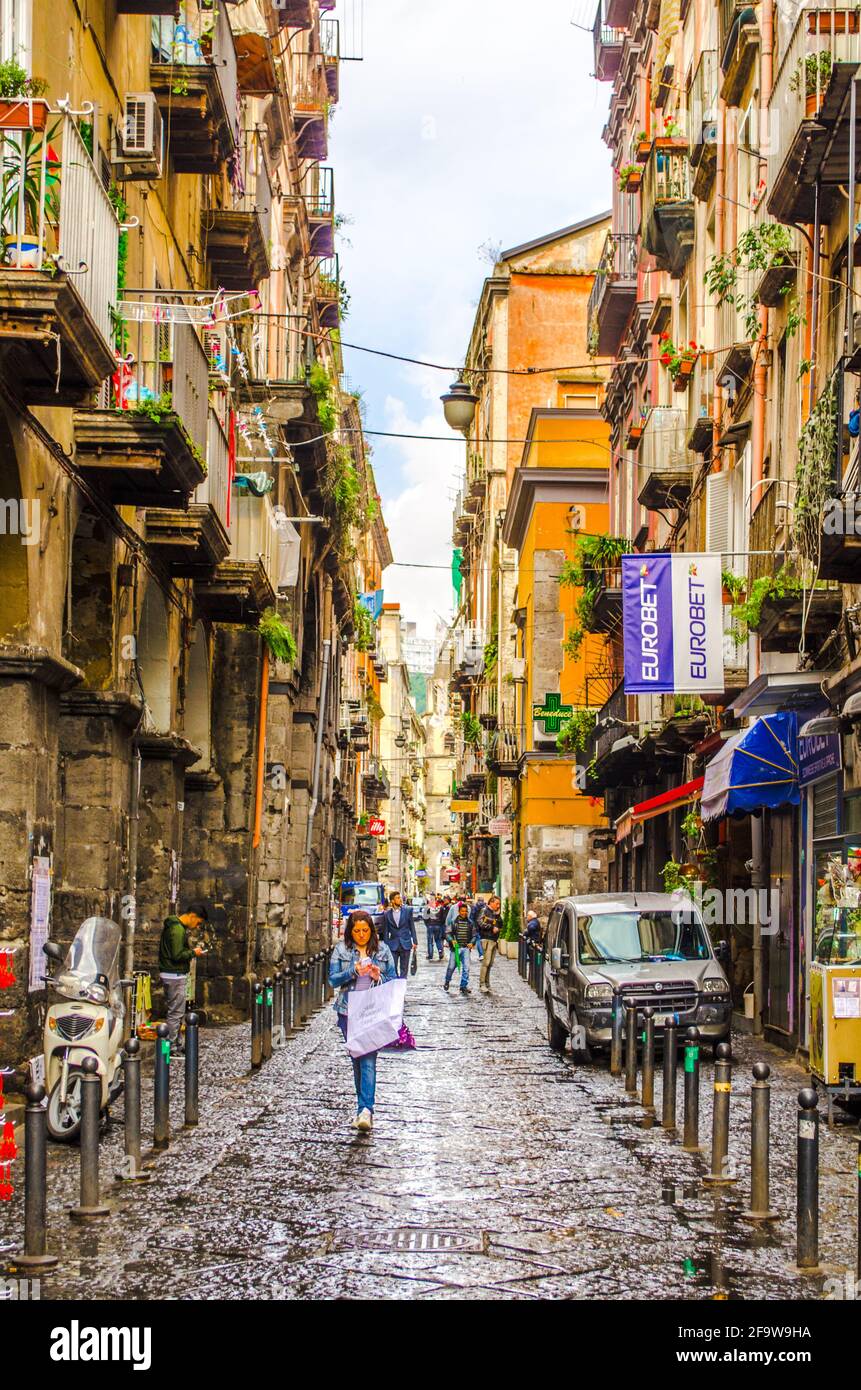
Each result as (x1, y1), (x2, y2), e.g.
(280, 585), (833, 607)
(161, 974), (188, 1043)
(338, 1014), (377, 1114)
(445, 945), (471, 990)
(480, 938), (498, 987)
(391, 945), (412, 978)
(426, 925), (444, 959)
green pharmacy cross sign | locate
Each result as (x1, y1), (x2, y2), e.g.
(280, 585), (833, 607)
(532, 692), (573, 735)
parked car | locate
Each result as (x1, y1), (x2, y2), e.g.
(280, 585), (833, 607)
(543, 893), (732, 1061)
(338, 881), (387, 932)
(410, 896), (429, 922)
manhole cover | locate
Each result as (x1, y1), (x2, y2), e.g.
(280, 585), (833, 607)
(353, 1229), (472, 1252)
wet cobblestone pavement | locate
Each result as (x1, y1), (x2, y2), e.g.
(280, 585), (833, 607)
(3, 953), (859, 1300)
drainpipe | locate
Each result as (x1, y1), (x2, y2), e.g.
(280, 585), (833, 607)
(252, 651), (270, 850)
(751, 814), (765, 1036)
(304, 637), (331, 946)
(123, 745), (141, 979)
(713, 98), (727, 439)
(751, 0), (774, 532)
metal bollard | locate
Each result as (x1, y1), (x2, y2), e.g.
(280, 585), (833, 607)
(662, 1016), (678, 1130)
(610, 989), (623, 1077)
(641, 1007), (655, 1110)
(184, 1012), (199, 1127)
(11, 1083), (58, 1268)
(624, 1002), (638, 1094)
(251, 975), (263, 1069)
(70, 1057), (110, 1220)
(284, 965), (295, 1036)
(299, 958), (310, 1023)
(116, 1038), (149, 1182)
(741, 1062), (778, 1221)
(262, 977), (273, 1061)
(704, 1043), (737, 1185)
(153, 1022), (171, 1150)
(682, 1026), (701, 1152)
(796, 1088), (820, 1270)
(273, 971), (282, 1042)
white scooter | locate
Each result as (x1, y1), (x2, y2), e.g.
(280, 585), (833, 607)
(42, 916), (130, 1142)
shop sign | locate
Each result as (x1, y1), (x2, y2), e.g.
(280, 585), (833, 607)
(798, 733), (842, 787)
(368, 817), (386, 837)
(488, 817), (512, 836)
(622, 552), (723, 694)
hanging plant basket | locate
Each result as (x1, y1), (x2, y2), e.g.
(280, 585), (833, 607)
(635, 137), (652, 163)
(672, 354), (697, 391)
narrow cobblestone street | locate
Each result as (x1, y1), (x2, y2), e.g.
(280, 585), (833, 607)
(3, 953), (859, 1301)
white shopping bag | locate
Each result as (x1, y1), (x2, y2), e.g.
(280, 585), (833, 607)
(346, 978), (407, 1057)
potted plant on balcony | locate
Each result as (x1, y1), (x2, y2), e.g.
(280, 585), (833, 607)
(626, 406), (649, 449)
(789, 50), (834, 116)
(654, 117), (687, 150)
(618, 163), (642, 193)
(1, 122), (60, 268)
(634, 129), (651, 163)
(658, 333), (700, 389)
(0, 60), (49, 131)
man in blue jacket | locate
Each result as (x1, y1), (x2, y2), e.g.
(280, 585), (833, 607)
(381, 891), (418, 979)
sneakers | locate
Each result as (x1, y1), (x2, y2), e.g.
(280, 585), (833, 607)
(461, 987), (471, 995)
(443, 982), (450, 992)
(355, 1108), (372, 1131)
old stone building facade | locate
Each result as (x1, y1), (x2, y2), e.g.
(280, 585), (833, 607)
(0, 0), (386, 1072)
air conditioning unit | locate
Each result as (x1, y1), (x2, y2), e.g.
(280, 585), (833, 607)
(111, 94), (163, 181)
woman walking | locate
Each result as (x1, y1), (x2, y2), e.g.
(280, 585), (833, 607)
(329, 910), (396, 1130)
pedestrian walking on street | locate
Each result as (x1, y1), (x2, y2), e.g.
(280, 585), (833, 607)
(426, 896), (447, 961)
(525, 909), (542, 943)
(328, 911), (396, 1131)
(158, 902), (207, 1051)
(473, 894), (503, 993)
(382, 891), (418, 978)
(444, 900), (478, 995)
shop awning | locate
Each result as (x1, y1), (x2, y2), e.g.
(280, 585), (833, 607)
(701, 712), (799, 822)
(631, 777), (704, 824)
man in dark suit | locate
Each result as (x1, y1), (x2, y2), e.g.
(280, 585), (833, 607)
(382, 891), (418, 978)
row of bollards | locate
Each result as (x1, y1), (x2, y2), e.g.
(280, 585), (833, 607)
(12, 951), (335, 1271)
(608, 995), (858, 1277)
(250, 950), (333, 1073)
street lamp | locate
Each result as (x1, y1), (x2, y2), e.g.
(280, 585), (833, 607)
(441, 377), (478, 435)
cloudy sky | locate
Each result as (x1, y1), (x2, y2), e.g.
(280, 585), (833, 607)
(329, 0), (611, 637)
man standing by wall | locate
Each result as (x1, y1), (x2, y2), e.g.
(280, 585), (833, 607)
(158, 902), (208, 1052)
(382, 891), (418, 978)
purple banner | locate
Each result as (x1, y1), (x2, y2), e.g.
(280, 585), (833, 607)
(622, 553), (674, 693)
(798, 733), (842, 787)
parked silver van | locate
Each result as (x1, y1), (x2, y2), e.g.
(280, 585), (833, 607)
(543, 893), (732, 1060)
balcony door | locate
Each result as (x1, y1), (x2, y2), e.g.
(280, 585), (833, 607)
(0, 1), (31, 67)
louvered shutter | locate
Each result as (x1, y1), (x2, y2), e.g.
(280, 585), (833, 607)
(705, 470), (731, 564)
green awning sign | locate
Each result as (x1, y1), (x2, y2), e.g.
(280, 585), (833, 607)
(532, 692), (573, 735)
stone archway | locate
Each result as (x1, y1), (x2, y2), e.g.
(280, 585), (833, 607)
(0, 409), (29, 642)
(185, 622), (212, 769)
(138, 582), (172, 733)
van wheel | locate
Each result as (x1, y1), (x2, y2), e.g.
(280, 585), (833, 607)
(546, 1001), (567, 1053)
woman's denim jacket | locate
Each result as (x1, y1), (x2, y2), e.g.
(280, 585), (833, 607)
(329, 940), (396, 1016)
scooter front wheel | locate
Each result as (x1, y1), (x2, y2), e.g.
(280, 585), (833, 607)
(47, 1070), (84, 1142)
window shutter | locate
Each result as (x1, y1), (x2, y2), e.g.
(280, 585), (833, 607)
(706, 470), (731, 563)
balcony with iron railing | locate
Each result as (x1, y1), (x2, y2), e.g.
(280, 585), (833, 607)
(637, 406), (690, 510)
(767, 5), (861, 225)
(293, 66), (329, 162)
(640, 141), (694, 277)
(451, 624), (485, 688)
(203, 130), (272, 290)
(315, 254), (342, 330)
(151, 4), (239, 173)
(485, 725), (522, 779)
(0, 110), (119, 402)
(303, 165), (335, 257)
(593, 0), (625, 82)
(688, 49), (718, 198)
(146, 405), (232, 573)
(195, 486), (282, 623)
(587, 231), (639, 357)
(362, 758), (390, 800)
(478, 678), (499, 729)
(719, 0), (759, 104)
(74, 318), (209, 506)
(456, 737), (487, 796)
(321, 16), (341, 102)
(466, 450), (487, 504)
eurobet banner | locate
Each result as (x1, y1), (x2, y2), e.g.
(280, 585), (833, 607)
(621, 552), (724, 694)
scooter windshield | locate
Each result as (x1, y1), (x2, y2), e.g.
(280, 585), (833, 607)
(54, 917), (122, 1004)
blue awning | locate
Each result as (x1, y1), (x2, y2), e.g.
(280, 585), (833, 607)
(701, 712), (800, 822)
